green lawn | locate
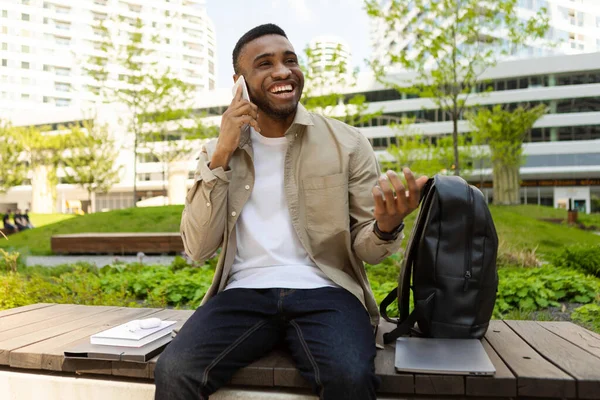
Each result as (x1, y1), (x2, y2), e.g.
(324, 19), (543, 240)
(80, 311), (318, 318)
(1, 204), (598, 257)
(29, 213), (76, 228)
(1, 206), (184, 255)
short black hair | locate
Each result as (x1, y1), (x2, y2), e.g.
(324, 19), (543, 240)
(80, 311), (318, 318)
(232, 24), (288, 74)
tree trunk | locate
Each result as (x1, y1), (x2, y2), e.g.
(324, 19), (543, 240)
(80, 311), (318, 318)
(167, 160), (189, 205)
(88, 191), (96, 213)
(31, 165), (54, 214)
(133, 134), (138, 208)
(452, 113), (460, 176)
(492, 162), (520, 205)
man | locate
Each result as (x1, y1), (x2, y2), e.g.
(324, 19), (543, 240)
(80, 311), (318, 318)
(14, 210), (28, 231)
(155, 24), (427, 400)
(22, 209), (34, 229)
(2, 209), (17, 232)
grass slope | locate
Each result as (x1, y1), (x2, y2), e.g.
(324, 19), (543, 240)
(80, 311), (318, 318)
(1, 206), (184, 255)
(1, 204), (598, 256)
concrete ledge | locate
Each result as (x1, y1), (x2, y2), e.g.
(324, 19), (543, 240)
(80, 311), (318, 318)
(0, 369), (413, 399)
(0, 369), (320, 400)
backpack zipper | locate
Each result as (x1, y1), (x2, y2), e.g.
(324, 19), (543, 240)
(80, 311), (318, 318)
(463, 185), (474, 291)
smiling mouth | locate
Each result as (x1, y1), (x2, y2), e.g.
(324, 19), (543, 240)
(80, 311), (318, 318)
(268, 84), (296, 100)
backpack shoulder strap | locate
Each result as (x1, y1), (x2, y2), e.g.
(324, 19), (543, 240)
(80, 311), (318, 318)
(379, 177), (436, 330)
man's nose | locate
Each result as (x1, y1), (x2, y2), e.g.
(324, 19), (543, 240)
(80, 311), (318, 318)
(272, 62), (291, 79)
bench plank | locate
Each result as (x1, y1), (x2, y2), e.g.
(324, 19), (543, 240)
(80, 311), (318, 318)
(51, 233), (183, 255)
(375, 344), (414, 394)
(273, 350), (311, 389)
(506, 320), (600, 399)
(0, 304), (79, 333)
(414, 375), (464, 396)
(466, 338), (517, 397)
(486, 320), (576, 398)
(0, 305), (115, 365)
(10, 307), (162, 370)
(538, 321), (600, 360)
(229, 351), (281, 387)
(0, 303), (55, 319)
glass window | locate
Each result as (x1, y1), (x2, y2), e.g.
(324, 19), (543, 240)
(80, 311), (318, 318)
(1, 59), (7, 67)
(559, 127), (573, 141)
(22, 13), (30, 21)
(519, 78), (528, 89)
(507, 79), (517, 90)
(21, 61), (30, 69)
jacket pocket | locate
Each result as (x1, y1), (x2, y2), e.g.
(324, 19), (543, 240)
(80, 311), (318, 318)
(303, 173), (348, 234)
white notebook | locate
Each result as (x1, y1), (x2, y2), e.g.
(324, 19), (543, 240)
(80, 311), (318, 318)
(91, 320), (176, 347)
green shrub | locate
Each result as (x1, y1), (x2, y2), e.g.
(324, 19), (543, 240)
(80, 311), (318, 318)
(550, 245), (600, 277)
(572, 303), (600, 333)
(494, 266), (600, 317)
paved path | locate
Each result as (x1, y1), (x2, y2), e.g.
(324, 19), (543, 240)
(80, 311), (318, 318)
(26, 255), (176, 267)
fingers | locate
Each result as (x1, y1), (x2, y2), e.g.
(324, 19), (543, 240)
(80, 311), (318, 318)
(227, 102), (260, 132)
(379, 174), (397, 215)
(235, 115), (260, 132)
(371, 186), (385, 217)
(402, 168), (420, 209)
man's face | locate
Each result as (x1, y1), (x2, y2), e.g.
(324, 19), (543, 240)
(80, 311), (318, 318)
(235, 34), (304, 120)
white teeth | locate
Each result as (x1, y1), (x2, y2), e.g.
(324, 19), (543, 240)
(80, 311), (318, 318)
(270, 84), (293, 93)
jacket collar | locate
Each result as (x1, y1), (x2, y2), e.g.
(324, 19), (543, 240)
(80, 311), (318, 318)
(238, 103), (314, 148)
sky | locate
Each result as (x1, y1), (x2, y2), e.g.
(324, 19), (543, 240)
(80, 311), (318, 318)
(205, 0), (372, 89)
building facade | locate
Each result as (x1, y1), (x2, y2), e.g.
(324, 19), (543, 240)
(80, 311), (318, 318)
(1, 52), (599, 214)
(370, 0), (600, 69)
(0, 0), (216, 113)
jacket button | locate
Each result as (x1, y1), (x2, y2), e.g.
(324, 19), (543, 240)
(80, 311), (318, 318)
(206, 202), (211, 207)
(245, 185), (250, 190)
(231, 211), (237, 217)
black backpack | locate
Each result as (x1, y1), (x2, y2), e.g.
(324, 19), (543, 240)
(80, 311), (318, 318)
(380, 174), (499, 344)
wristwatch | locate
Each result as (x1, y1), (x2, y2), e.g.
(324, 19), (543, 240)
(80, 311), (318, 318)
(373, 221), (405, 241)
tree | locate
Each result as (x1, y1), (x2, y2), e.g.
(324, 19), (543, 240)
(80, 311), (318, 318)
(86, 16), (203, 207)
(142, 109), (219, 205)
(0, 122), (27, 194)
(62, 120), (122, 212)
(382, 118), (472, 177)
(365, 0), (550, 176)
(466, 104), (547, 205)
(301, 43), (379, 126)
(10, 125), (78, 213)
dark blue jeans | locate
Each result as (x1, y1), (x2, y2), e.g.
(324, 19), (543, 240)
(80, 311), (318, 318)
(154, 287), (379, 400)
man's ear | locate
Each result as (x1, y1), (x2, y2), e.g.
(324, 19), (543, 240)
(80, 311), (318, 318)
(232, 74), (239, 84)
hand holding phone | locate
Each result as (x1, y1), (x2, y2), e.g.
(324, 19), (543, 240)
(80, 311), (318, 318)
(232, 75), (250, 102)
(210, 76), (260, 170)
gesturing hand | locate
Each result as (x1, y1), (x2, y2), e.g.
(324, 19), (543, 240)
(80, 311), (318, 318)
(371, 168), (428, 233)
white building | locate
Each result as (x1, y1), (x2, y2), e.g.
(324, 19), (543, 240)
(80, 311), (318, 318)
(1, 52), (599, 214)
(370, 0), (600, 69)
(307, 36), (352, 76)
(0, 0), (216, 113)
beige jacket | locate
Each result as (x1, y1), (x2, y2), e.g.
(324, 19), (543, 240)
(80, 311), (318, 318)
(180, 104), (404, 326)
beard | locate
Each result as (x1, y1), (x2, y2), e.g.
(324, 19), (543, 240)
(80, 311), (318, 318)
(248, 85), (302, 121)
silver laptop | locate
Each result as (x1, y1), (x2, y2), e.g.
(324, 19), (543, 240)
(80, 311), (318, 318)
(394, 337), (496, 376)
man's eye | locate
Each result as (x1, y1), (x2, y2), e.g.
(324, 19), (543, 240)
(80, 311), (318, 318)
(259, 62), (271, 67)
(286, 59), (297, 64)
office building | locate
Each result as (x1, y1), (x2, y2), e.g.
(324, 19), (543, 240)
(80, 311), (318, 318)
(0, 0), (216, 113)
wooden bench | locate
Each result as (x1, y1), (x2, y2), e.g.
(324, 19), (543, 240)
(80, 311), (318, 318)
(50, 233), (184, 255)
(1, 303), (600, 399)
(0, 227), (16, 237)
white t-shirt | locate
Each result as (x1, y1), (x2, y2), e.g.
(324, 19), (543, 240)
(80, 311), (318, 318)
(225, 128), (338, 290)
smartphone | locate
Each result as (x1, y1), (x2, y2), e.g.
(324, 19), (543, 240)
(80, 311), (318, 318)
(232, 75), (250, 101)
